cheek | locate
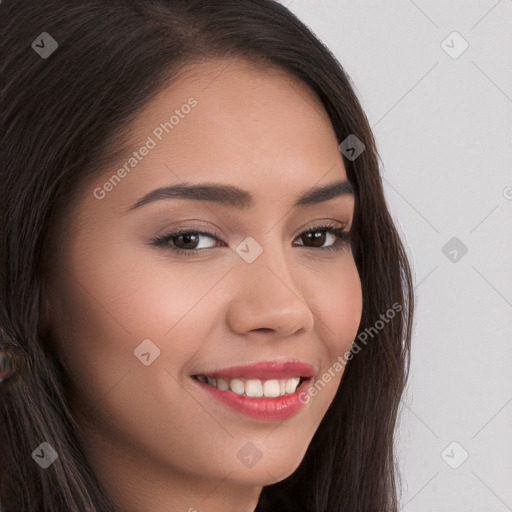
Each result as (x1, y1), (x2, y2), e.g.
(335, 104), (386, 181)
(55, 232), (217, 343)
(313, 259), (363, 350)
(46, 240), (204, 413)
(302, 259), (362, 403)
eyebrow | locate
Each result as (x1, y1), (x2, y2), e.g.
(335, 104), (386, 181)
(125, 179), (354, 213)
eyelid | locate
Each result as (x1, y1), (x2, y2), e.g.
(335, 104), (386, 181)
(152, 219), (348, 243)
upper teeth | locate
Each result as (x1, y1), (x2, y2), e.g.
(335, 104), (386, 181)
(197, 376), (302, 397)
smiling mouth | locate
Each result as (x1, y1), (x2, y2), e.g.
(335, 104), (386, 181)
(191, 375), (309, 397)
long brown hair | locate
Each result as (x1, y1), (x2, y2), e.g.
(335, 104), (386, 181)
(0, 1), (414, 510)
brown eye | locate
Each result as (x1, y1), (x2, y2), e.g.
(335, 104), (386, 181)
(298, 229), (329, 248)
(173, 232), (201, 250)
(294, 225), (350, 251)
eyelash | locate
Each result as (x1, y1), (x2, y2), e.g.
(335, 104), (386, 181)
(150, 221), (351, 257)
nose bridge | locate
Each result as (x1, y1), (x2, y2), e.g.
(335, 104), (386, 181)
(238, 227), (295, 289)
(226, 232), (315, 336)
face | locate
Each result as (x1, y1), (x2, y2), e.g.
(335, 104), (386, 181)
(45, 58), (363, 509)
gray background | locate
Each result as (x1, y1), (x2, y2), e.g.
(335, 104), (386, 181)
(284, 1), (512, 511)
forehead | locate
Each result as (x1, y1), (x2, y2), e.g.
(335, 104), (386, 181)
(128, 58), (340, 162)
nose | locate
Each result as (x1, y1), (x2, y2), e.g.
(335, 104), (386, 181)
(225, 243), (315, 337)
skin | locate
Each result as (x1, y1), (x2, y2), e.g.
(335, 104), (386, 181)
(45, 58), (363, 512)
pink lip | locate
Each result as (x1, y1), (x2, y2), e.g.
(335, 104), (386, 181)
(192, 360), (316, 380)
(193, 376), (313, 421)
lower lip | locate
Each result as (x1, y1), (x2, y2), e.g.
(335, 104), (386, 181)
(192, 378), (312, 421)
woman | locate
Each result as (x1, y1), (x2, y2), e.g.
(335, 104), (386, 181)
(0, 1), (414, 510)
